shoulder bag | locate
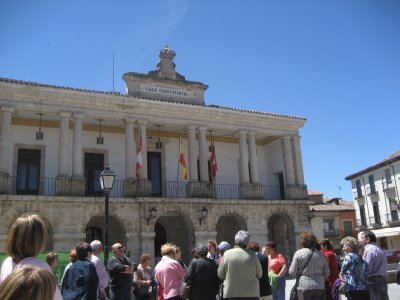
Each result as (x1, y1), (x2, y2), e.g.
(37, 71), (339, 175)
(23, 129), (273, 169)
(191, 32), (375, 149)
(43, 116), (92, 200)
(180, 259), (197, 299)
(289, 248), (315, 300)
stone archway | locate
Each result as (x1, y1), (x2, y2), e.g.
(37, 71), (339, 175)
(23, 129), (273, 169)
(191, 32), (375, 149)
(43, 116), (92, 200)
(216, 214), (247, 247)
(154, 211), (195, 265)
(267, 214), (296, 258)
(86, 214), (125, 247)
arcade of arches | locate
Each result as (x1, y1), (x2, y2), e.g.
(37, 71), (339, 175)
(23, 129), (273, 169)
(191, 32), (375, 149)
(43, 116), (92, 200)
(0, 201), (309, 265)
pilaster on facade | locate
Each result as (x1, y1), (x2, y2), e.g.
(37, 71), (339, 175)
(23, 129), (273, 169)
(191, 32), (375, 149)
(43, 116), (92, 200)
(0, 107), (15, 176)
(187, 125), (198, 182)
(248, 131), (260, 184)
(57, 112), (71, 178)
(198, 126), (208, 182)
(238, 130), (250, 184)
(137, 120), (148, 180)
(282, 135), (296, 185)
(124, 118), (136, 180)
(292, 135), (305, 185)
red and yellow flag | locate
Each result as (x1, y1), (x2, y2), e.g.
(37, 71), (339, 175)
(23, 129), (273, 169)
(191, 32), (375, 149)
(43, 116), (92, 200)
(136, 128), (142, 179)
(179, 134), (188, 180)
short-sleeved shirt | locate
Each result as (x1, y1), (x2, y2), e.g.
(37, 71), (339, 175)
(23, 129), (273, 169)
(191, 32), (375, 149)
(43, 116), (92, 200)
(268, 253), (286, 274)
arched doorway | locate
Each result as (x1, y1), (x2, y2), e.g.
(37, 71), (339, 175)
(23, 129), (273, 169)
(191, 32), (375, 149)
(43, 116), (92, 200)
(154, 212), (195, 265)
(267, 214), (296, 258)
(216, 214), (247, 247)
(86, 215), (125, 247)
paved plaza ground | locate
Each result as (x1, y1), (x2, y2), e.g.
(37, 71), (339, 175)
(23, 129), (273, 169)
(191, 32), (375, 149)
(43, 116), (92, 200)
(285, 278), (400, 300)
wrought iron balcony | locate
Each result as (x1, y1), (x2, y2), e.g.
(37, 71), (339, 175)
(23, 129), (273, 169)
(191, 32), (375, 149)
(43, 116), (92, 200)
(369, 216), (382, 226)
(385, 211), (400, 224)
(366, 186), (377, 196)
(353, 190), (364, 199)
(323, 228), (340, 238)
(356, 218), (367, 228)
(382, 181), (395, 191)
(0, 176), (309, 201)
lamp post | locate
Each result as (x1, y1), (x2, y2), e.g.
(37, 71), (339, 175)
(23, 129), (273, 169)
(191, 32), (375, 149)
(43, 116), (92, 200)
(99, 166), (116, 267)
(198, 206), (208, 225)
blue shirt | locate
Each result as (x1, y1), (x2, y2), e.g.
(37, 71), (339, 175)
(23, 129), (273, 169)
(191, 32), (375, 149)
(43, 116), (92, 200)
(340, 252), (368, 291)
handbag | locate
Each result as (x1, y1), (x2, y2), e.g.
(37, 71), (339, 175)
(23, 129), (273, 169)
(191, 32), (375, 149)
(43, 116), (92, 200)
(216, 283), (224, 300)
(289, 248), (315, 300)
(180, 281), (191, 299)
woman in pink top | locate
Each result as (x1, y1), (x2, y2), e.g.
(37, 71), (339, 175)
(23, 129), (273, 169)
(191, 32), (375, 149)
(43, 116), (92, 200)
(0, 214), (63, 300)
(155, 243), (185, 300)
(266, 241), (287, 300)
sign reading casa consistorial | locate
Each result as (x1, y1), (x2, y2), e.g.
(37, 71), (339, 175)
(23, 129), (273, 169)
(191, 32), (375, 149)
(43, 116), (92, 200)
(123, 45), (208, 105)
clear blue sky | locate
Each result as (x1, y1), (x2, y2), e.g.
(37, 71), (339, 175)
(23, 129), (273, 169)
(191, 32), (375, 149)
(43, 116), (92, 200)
(1, 0), (399, 200)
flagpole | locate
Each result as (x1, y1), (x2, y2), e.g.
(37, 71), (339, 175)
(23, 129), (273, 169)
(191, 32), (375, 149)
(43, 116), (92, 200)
(177, 134), (181, 197)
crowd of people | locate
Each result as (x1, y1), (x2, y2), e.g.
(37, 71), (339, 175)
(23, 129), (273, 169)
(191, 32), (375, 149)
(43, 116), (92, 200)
(0, 214), (393, 300)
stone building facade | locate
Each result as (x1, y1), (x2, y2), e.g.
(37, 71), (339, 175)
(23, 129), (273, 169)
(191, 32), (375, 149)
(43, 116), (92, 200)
(0, 46), (311, 263)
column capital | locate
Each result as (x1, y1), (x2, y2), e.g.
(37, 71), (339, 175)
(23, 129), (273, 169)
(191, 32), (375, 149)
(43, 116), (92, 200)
(186, 125), (197, 130)
(1, 107), (15, 113)
(72, 113), (85, 119)
(238, 130), (248, 136)
(198, 126), (207, 132)
(248, 131), (257, 137)
(137, 119), (148, 126)
(124, 118), (136, 124)
(282, 135), (292, 140)
(292, 135), (301, 141)
(59, 112), (71, 118)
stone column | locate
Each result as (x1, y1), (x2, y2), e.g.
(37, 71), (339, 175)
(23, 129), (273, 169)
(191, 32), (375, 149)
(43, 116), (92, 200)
(140, 231), (156, 261)
(187, 125), (198, 182)
(72, 113), (84, 178)
(0, 107), (14, 176)
(292, 135), (305, 185)
(198, 126), (208, 182)
(57, 112), (71, 177)
(248, 132), (260, 184)
(125, 118), (136, 180)
(239, 130), (250, 184)
(282, 135), (295, 185)
(137, 120), (148, 180)
(194, 230), (217, 245)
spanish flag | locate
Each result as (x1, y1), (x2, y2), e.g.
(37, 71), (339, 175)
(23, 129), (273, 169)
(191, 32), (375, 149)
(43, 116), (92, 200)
(179, 134), (188, 180)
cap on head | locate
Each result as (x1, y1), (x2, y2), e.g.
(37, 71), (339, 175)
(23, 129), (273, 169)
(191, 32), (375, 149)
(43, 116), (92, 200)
(218, 241), (231, 252)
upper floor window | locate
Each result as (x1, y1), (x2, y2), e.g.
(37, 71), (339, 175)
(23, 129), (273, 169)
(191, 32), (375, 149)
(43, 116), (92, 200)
(368, 175), (376, 194)
(323, 218), (335, 233)
(385, 169), (392, 183)
(16, 149), (41, 195)
(355, 180), (362, 198)
(359, 205), (367, 226)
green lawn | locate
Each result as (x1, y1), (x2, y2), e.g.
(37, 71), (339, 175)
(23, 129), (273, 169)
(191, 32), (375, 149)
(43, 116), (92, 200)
(0, 251), (104, 284)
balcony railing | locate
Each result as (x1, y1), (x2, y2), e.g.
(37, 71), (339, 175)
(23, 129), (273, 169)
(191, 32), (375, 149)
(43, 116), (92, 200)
(366, 186), (377, 196)
(323, 229), (340, 238)
(0, 176), (309, 200)
(369, 216), (382, 226)
(353, 190), (364, 199)
(382, 181), (395, 191)
(385, 211), (400, 224)
(356, 218), (367, 228)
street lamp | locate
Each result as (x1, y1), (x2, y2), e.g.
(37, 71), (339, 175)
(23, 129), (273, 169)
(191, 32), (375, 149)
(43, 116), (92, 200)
(100, 166), (116, 267)
(307, 208), (316, 222)
(145, 206), (158, 225)
(198, 206), (208, 225)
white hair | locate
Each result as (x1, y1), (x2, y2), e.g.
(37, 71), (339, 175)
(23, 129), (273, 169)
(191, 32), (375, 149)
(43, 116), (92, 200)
(90, 240), (102, 252)
(235, 230), (250, 247)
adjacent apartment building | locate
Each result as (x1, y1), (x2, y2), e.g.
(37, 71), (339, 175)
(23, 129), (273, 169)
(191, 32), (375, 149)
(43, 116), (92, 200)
(345, 151), (400, 250)
(308, 190), (356, 250)
(0, 46), (312, 262)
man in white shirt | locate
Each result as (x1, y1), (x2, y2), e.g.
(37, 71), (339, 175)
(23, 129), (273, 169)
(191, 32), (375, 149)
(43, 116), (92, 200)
(90, 240), (109, 300)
